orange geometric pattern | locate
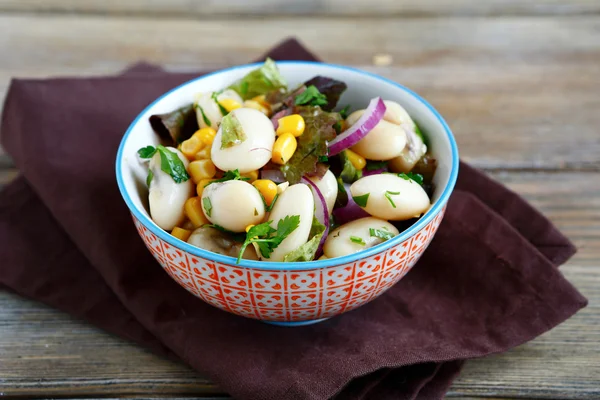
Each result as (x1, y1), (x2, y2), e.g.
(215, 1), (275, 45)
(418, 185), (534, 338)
(133, 209), (445, 322)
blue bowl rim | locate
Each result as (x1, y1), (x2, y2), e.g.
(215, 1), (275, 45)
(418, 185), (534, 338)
(116, 60), (459, 271)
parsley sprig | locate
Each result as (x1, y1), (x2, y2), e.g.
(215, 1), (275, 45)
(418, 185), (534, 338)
(208, 169), (250, 186)
(237, 215), (300, 263)
(398, 172), (424, 185)
(294, 85), (328, 107)
(137, 145), (190, 183)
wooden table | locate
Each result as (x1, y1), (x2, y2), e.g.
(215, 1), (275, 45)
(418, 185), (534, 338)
(1, 1), (599, 399)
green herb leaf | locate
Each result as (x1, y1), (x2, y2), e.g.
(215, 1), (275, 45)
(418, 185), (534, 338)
(156, 145), (190, 183)
(318, 155), (329, 163)
(254, 208), (258, 216)
(350, 236), (366, 246)
(220, 113), (247, 149)
(197, 105), (212, 127)
(211, 92), (229, 116)
(283, 217), (326, 262)
(353, 193), (369, 208)
(398, 172), (424, 185)
(333, 121), (342, 134)
(138, 146), (157, 159)
(202, 197), (212, 217)
(365, 160), (388, 171)
(146, 169), (154, 187)
(340, 150), (363, 183)
(334, 177), (348, 209)
(294, 85), (329, 107)
(414, 123), (426, 144)
(339, 104), (350, 119)
(236, 215), (300, 263)
(208, 169), (249, 187)
(228, 58), (287, 100)
(369, 228), (395, 241)
(384, 191), (400, 208)
(266, 193), (279, 212)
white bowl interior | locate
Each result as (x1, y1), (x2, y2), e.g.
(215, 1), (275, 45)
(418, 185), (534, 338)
(119, 63), (455, 224)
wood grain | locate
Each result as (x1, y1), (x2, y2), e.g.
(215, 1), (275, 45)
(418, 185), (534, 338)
(1, 171), (598, 399)
(0, 15), (599, 170)
(1, 0), (599, 17)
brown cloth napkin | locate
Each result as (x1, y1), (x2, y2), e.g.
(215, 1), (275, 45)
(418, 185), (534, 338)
(0, 39), (587, 400)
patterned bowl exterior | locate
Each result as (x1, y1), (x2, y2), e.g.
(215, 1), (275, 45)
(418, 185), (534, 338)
(134, 208), (445, 322)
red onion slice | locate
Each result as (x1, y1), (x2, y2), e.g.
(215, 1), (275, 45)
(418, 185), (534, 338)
(301, 177), (330, 257)
(362, 167), (388, 177)
(332, 183), (369, 225)
(327, 97), (386, 156)
(260, 169), (285, 182)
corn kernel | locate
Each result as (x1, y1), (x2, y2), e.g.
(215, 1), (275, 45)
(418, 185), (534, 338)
(241, 170), (259, 183)
(171, 227), (192, 242)
(180, 136), (204, 160)
(276, 114), (305, 137)
(345, 149), (366, 170)
(271, 133), (297, 165)
(245, 224), (255, 233)
(184, 196), (209, 227)
(218, 98), (242, 113)
(252, 95), (270, 108)
(194, 145), (211, 160)
(244, 100), (269, 115)
(252, 179), (278, 206)
(193, 127), (217, 146)
(188, 159), (216, 183)
(196, 179), (216, 197)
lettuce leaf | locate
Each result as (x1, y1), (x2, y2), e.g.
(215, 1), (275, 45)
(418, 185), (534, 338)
(280, 106), (340, 184)
(228, 58), (287, 100)
(283, 217), (326, 262)
(149, 104), (198, 144)
(303, 76), (347, 111)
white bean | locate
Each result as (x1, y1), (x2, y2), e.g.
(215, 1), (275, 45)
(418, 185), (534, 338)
(188, 226), (259, 260)
(323, 217), (399, 259)
(261, 183), (314, 262)
(347, 110), (407, 160)
(211, 108), (275, 173)
(350, 174), (430, 221)
(389, 127), (427, 173)
(307, 169), (338, 214)
(194, 90), (243, 130)
(382, 100), (416, 130)
(201, 180), (265, 232)
(148, 147), (194, 231)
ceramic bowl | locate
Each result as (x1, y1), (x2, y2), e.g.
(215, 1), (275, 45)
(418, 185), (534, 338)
(116, 62), (459, 326)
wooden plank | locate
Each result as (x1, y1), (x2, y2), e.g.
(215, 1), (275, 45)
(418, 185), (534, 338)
(0, 15), (598, 170)
(0, 0), (599, 17)
(1, 170), (598, 399)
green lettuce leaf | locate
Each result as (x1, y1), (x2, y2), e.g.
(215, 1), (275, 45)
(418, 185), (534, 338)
(220, 113), (246, 149)
(280, 106), (340, 184)
(283, 217), (326, 262)
(228, 58), (287, 100)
